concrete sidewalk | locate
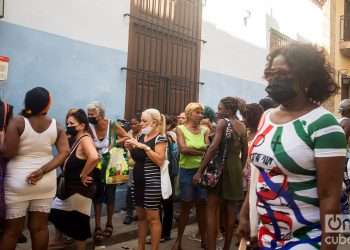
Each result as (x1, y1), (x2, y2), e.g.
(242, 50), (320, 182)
(16, 211), (138, 250)
(105, 224), (236, 250)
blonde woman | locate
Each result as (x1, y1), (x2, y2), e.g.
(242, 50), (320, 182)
(125, 109), (167, 250)
(172, 103), (209, 250)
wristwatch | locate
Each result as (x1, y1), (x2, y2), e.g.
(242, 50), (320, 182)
(144, 146), (151, 152)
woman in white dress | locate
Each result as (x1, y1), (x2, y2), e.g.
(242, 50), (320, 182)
(0, 87), (69, 250)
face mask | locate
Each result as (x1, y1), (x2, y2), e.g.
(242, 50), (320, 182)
(66, 126), (78, 137)
(141, 126), (153, 135)
(265, 77), (298, 104)
(88, 117), (98, 125)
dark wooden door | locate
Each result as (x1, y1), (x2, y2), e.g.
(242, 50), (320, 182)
(124, 0), (203, 119)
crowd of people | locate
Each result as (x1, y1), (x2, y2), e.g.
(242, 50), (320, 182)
(0, 42), (349, 250)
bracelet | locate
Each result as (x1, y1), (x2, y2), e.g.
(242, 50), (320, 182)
(39, 168), (45, 175)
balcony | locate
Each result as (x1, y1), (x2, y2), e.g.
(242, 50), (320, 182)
(340, 15), (350, 57)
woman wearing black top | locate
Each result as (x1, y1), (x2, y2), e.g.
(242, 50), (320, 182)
(50, 109), (99, 250)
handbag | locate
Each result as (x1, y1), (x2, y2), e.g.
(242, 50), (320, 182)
(56, 136), (96, 200)
(200, 118), (233, 188)
(104, 122), (129, 185)
(161, 159), (172, 199)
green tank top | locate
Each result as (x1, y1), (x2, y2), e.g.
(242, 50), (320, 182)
(178, 125), (207, 169)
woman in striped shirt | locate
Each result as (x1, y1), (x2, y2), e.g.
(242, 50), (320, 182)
(125, 108), (167, 250)
(238, 43), (347, 250)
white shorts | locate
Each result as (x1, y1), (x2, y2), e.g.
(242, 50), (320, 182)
(6, 198), (53, 220)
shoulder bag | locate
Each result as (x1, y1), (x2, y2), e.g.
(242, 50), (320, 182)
(200, 118), (233, 188)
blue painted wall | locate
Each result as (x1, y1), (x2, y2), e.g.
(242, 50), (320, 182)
(199, 69), (267, 109)
(0, 21), (127, 123)
(0, 21), (267, 123)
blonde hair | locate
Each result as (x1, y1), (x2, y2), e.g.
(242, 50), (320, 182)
(184, 102), (204, 119)
(142, 108), (166, 135)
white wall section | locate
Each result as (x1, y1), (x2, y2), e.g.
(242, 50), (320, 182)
(3, 0), (130, 51)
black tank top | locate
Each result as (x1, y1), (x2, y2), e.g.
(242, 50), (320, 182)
(65, 135), (88, 181)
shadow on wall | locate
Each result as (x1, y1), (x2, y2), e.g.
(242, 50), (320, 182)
(0, 21), (127, 122)
(199, 69), (266, 109)
(199, 21), (268, 108)
(200, 21), (268, 85)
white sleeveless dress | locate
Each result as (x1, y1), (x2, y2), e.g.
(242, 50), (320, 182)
(5, 117), (57, 204)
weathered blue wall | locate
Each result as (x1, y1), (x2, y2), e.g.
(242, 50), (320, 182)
(0, 21), (127, 123)
(199, 69), (266, 109)
(0, 21), (267, 122)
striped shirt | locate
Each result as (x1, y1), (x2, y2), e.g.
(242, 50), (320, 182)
(250, 106), (347, 249)
(131, 134), (167, 209)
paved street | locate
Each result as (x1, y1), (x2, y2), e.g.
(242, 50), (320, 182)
(104, 224), (238, 250)
(14, 211), (350, 250)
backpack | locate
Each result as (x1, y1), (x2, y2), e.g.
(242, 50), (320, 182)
(167, 132), (179, 178)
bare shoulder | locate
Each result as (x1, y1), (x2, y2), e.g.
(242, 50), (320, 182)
(232, 119), (246, 135)
(81, 134), (94, 143)
(11, 116), (25, 130)
(341, 118), (350, 127)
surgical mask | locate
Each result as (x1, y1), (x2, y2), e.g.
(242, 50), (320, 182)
(141, 126), (153, 135)
(66, 126), (78, 137)
(88, 117), (98, 125)
(265, 77), (298, 104)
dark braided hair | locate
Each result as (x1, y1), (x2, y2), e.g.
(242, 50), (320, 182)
(220, 96), (246, 116)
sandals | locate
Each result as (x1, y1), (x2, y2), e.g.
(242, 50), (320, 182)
(94, 227), (104, 242)
(103, 224), (114, 238)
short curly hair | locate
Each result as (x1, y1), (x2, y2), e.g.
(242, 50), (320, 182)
(264, 43), (338, 103)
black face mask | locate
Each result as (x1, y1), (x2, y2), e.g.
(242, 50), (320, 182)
(265, 77), (298, 104)
(88, 117), (98, 125)
(66, 126), (78, 137)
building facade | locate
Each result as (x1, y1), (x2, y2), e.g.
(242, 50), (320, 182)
(0, 0), (328, 121)
(330, 0), (350, 112)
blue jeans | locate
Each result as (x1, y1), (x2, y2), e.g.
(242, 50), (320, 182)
(179, 168), (207, 202)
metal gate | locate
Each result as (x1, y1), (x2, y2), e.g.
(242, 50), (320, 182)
(124, 0), (203, 118)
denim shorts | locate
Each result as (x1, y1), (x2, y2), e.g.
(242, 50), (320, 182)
(179, 167), (207, 202)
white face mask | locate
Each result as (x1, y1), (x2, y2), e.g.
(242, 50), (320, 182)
(141, 126), (153, 135)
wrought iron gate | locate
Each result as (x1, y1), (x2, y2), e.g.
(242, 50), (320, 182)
(124, 0), (203, 118)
